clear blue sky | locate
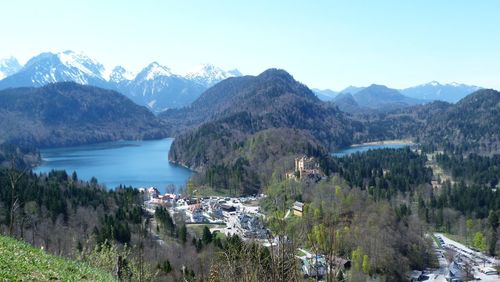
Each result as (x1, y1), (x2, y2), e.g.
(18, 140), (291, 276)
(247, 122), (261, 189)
(1, 0), (499, 90)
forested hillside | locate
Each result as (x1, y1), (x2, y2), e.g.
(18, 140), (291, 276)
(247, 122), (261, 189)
(436, 153), (500, 187)
(258, 174), (436, 281)
(0, 143), (40, 169)
(0, 167), (201, 281)
(166, 69), (361, 193)
(0, 82), (167, 148)
(359, 89), (500, 155)
(422, 89), (500, 154)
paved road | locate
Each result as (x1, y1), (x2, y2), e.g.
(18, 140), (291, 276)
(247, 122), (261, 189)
(432, 233), (500, 282)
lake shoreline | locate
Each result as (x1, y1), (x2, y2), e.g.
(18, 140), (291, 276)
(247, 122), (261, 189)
(33, 138), (192, 193)
(350, 139), (415, 148)
(332, 140), (415, 157)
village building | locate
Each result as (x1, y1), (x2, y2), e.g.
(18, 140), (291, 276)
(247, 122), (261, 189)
(188, 203), (202, 212)
(147, 187), (160, 197)
(300, 254), (351, 279)
(211, 206), (224, 219)
(220, 204), (236, 213)
(191, 208), (206, 223)
(163, 193), (177, 200)
(236, 213), (267, 239)
(445, 261), (462, 281)
(301, 255), (327, 279)
(293, 201), (304, 217)
(149, 198), (164, 205)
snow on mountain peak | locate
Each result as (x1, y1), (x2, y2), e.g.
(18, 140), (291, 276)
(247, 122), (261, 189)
(109, 66), (136, 83)
(57, 50), (105, 78)
(228, 69), (242, 77)
(10, 50), (109, 86)
(185, 63), (240, 86)
(0, 56), (22, 80)
(427, 81), (441, 87)
(141, 62), (174, 80)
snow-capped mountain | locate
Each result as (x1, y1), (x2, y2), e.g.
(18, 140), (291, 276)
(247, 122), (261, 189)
(109, 66), (136, 84)
(0, 51), (108, 89)
(185, 64), (241, 87)
(401, 81), (481, 103)
(0, 51), (242, 112)
(0, 57), (22, 80)
(227, 69), (242, 77)
(113, 62), (205, 112)
(134, 62), (176, 82)
(126, 63), (241, 111)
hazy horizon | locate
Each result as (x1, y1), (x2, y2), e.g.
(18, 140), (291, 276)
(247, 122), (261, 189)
(2, 0), (500, 90)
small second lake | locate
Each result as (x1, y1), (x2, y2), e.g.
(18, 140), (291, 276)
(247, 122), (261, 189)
(332, 143), (413, 157)
(33, 138), (192, 194)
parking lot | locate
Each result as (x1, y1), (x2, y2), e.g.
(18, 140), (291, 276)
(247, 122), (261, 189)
(428, 233), (500, 281)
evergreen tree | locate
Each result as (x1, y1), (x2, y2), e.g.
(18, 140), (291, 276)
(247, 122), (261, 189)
(179, 224), (187, 244)
(202, 226), (213, 245)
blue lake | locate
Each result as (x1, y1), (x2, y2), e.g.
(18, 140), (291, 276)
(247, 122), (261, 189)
(33, 138), (192, 193)
(332, 143), (412, 157)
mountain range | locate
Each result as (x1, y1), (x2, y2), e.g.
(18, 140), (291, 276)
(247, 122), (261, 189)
(1, 51), (484, 114)
(0, 51), (241, 112)
(400, 81), (481, 103)
(315, 82), (481, 105)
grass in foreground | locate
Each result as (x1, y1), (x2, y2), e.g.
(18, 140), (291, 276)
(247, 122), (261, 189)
(0, 235), (116, 281)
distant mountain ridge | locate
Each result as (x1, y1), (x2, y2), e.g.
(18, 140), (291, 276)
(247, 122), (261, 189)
(0, 51), (241, 112)
(0, 52), (486, 112)
(400, 81), (481, 103)
(355, 84), (424, 108)
(332, 84), (424, 112)
(339, 85), (365, 95)
(314, 81), (481, 105)
(312, 88), (338, 101)
(334, 82), (481, 103)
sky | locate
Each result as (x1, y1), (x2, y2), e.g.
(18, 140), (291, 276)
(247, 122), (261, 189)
(1, 0), (500, 90)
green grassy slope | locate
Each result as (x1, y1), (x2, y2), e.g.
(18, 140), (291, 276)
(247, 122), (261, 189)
(0, 235), (116, 281)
